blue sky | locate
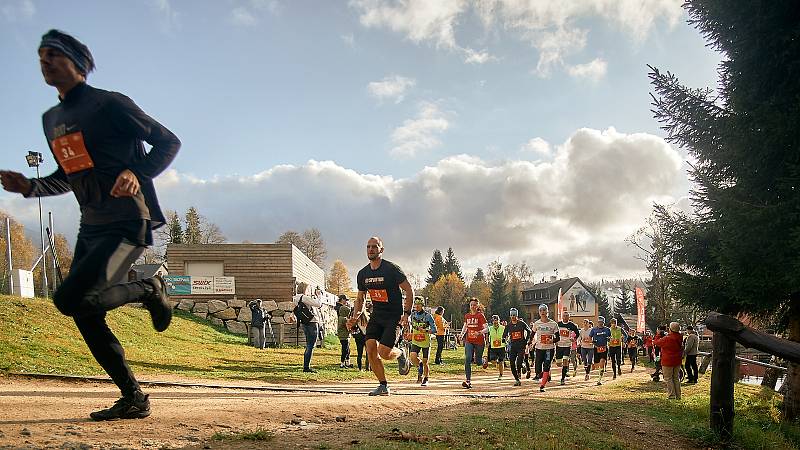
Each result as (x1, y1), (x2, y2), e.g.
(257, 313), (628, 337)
(0, 0), (723, 283)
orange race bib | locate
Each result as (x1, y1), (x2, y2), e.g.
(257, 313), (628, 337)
(52, 132), (94, 174)
(492, 339), (502, 347)
(540, 334), (553, 345)
(368, 289), (389, 302)
(596, 346), (607, 353)
(583, 337), (593, 344)
(610, 338), (621, 346)
(413, 333), (426, 342)
(560, 329), (570, 337)
(511, 331), (523, 340)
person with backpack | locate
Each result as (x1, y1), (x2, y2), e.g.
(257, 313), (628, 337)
(249, 299), (268, 349)
(293, 281), (322, 373)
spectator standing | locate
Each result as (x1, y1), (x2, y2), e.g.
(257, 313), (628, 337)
(337, 295), (352, 368)
(654, 322), (684, 399)
(249, 299), (268, 349)
(684, 325), (699, 384)
(293, 282), (323, 373)
(433, 306), (448, 365)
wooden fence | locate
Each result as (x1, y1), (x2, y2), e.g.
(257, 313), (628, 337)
(705, 312), (800, 440)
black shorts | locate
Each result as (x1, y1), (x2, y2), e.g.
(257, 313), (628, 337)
(410, 345), (430, 359)
(365, 317), (402, 349)
(488, 347), (506, 362)
(594, 350), (608, 364)
(556, 346), (570, 359)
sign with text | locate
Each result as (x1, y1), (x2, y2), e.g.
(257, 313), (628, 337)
(164, 275), (235, 295)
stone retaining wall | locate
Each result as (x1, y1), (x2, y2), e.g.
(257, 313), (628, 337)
(168, 297), (337, 340)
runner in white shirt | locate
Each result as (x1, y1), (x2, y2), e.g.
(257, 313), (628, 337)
(532, 304), (559, 392)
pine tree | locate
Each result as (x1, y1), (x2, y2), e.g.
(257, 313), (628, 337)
(183, 207), (201, 244)
(649, 1), (800, 419)
(443, 247), (463, 281)
(488, 262), (508, 318)
(426, 249), (445, 284)
(473, 268), (486, 283)
(614, 283), (633, 315)
(167, 211), (183, 244)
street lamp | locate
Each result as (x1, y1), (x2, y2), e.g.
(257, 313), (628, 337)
(25, 151), (48, 298)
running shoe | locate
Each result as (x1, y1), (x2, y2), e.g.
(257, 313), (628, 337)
(596, 381), (602, 386)
(513, 380), (522, 386)
(417, 374), (423, 384)
(421, 378), (429, 387)
(142, 275), (172, 332)
(539, 386), (545, 393)
(613, 374), (617, 380)
(303, 368), (317, 373)
(462, 381), (472, 389)
(525, 371), (531, 379)
(585, 374), (589, 381)
(560, 380), (565, 385)
(397, 349), (411, 375)
(497, 375), (503, 380)
(90, 392), (150, 421)
(482, 360), (489, 369)
(368, 384), (390, 396)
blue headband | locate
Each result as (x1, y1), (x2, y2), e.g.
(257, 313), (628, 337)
(39, 29), (94, 75)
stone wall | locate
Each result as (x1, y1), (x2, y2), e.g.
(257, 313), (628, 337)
(168, 297), (337, 341)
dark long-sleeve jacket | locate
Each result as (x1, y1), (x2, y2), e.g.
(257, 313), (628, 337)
(29, 83), (180, 228)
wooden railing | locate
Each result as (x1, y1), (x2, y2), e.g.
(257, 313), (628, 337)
(705, 312), (800, 440)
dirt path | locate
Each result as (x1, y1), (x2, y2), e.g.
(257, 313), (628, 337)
(0, 368), (681, 449)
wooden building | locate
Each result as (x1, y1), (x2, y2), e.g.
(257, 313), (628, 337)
(520, 277), (598, 323)
(166, 243), (325, 301)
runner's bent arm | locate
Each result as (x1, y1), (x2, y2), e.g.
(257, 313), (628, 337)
(347, 291), (365, 329)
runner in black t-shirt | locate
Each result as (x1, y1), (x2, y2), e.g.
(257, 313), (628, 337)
(556, 311), (580, 385)
(502, 308), (531, 386)
(348, 236), (413, 396)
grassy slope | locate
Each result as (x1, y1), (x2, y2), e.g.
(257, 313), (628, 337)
(0, 295), (470, 382)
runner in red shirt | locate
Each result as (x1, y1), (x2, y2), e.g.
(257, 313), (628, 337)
(460, 298), (488, 389)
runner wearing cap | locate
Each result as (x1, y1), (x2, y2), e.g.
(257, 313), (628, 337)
(502, 308), (531, 386)
(532, 304), (559, 392)
(608, 318), (627, 379)
(590, 316), (612, 385)
(408, 297), (437, 386)
(486, 315), (506, 379)
(556, 311), (580, 385)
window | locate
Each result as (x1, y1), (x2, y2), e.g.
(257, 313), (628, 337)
(185, 261), (224, 277)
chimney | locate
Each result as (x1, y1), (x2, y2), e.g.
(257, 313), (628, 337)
(549, 276), (557, 282)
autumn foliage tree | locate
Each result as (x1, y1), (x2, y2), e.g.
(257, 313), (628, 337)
(327, 260), (352, 296)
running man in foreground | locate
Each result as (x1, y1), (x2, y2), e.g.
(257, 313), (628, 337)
(1, 30), (179, 421)
(348, 237), (413, 396)
(532, 304), (559, 392)
(408, 297), (437, 386)
(502, 308), (531, 386)
(590, 316), (612, 385)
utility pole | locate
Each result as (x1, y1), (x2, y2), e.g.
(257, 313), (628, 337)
(25, 151), (48, 297)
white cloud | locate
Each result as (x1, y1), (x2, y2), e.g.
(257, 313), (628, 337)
(230, 7), (257, 27)
(150, 0), (180, 32)
(341, 33), (356, 47)
(350, 0), (468, 49)
(1, 0), (34, 21)
(463, 48), (493, 65)
(521, 137), (551, 157)
(367, 75), (416, 104)
(390, 102), (450, 158)
(567, 58), (608, 82)
(0, 127), (685, 283)
(229, 0), (281, 27)
(350, 0), (683, 75)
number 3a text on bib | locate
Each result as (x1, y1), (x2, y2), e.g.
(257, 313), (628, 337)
(53, 132), (94, 174)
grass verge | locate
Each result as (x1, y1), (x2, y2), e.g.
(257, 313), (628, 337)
(0, 295), (471, 382)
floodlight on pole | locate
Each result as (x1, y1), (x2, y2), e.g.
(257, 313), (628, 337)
(25, 151), (48, 298)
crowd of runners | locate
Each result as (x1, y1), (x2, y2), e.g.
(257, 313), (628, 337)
(343, 235), (660, 396)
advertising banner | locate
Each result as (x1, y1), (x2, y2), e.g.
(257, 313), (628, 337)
(164, 275), (191, 295)
(635, 287), (646, 333)
(213, 276), (236, 294)
(191, 276), (215, 294)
